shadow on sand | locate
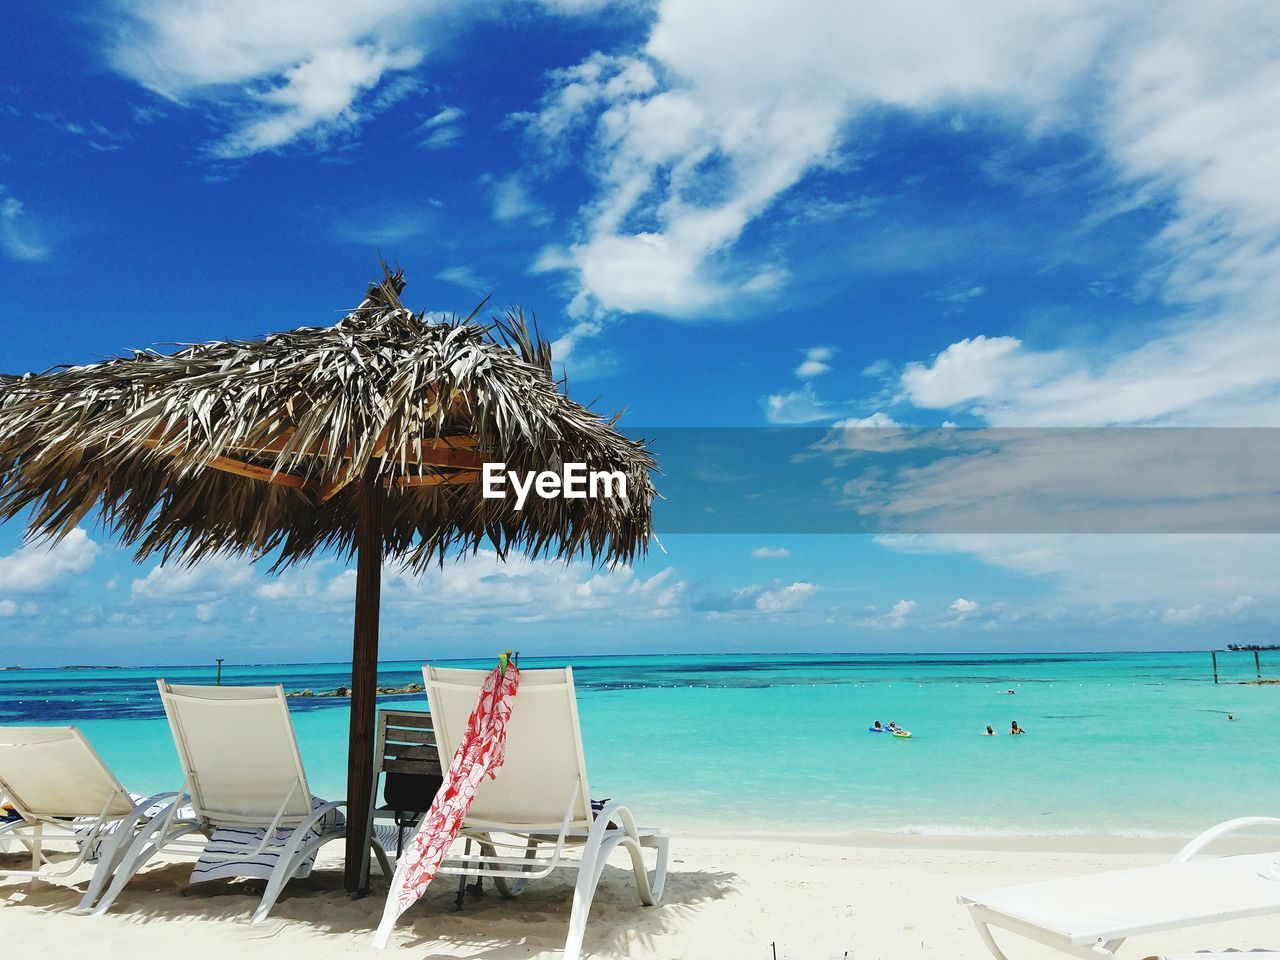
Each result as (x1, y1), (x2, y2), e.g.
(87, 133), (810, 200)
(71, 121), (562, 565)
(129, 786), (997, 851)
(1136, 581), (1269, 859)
(3, 851), (737, 958)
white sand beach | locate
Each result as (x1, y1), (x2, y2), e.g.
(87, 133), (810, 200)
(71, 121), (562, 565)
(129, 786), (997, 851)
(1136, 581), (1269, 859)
(3, 833), (1277, 959)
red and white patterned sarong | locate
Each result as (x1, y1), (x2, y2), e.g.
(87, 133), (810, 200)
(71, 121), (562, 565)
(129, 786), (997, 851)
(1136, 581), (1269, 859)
(372, 663), (519, 948)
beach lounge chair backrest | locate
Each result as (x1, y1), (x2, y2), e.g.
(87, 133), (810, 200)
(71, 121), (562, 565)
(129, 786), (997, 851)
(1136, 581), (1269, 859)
(424, 665), (592, 829)
(158, 682), (313, 824)
(0, 726), (134, 818)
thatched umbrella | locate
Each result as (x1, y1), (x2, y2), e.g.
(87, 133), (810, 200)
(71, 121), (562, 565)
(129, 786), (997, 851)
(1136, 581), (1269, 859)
(0, 269), (655, 890)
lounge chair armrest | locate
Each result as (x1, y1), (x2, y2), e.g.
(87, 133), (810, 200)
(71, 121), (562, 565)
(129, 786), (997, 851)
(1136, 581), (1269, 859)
(130, 791), (181, 812)
(293, 799), (347, 834)
(1173, 817), (1280, 862)
(590, 802), (645, 841)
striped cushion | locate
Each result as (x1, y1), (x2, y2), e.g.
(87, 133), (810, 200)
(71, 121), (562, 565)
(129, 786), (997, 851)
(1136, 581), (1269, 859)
(75, 793), (193, 863)
(191, 796), (343, 884)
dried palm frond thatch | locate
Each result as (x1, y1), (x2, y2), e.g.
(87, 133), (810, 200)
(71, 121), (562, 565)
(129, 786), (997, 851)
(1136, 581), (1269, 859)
(0, 269), (655, 570)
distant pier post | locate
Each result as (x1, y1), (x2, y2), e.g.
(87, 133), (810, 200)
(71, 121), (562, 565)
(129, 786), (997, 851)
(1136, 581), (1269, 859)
(1212, 650), (1219, 684)
(216, 657), (224, 686)
(1256, 650), (1262, 681)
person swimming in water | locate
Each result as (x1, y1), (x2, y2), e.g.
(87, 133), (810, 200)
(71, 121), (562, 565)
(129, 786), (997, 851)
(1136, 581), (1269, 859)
(871, 720), (884, 732)
(984, 724), (997, 736)
(887, 721), (899, 732)
(1010, 720), (1025, 735)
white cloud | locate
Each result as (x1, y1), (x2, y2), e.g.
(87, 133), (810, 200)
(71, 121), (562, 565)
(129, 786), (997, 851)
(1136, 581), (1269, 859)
(195, 602), (218, 623)
(516, 52), (659, 147)
(0, 530), (99, 593)
(110, 1), (435, 156)
(701, 579), (820, 618)
(950, 597), (979, 616)
(422, 105), (463, 127)
(131, 555), (254, 604)
(753, 581), (818, 614)
(491, 175), (548, 224)
(1229, 594), (1256, 614)
(1162, 603), (1204, 625)
(0, 600), (16, 617)
(796, 346), (834, 379)
(900, 336), (1067, 413)
(548, 316), (607, 369)
(899, 322), (1280, 426)
(864, 597), (917, 629)
(212, 44), (423, 157)
(106, 2), (645, 161)
(0, 185), (51, 262)
(764, 383), (851, 424)
(750, 546), (791, 558)
(830, 412), (901, 430)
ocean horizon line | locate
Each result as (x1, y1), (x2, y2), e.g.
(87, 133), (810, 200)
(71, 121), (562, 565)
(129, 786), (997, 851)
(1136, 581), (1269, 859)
(0, 646), (1234, 672)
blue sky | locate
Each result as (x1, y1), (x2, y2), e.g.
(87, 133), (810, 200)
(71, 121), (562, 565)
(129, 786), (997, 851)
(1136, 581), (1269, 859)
(2, 1), (1279, 665)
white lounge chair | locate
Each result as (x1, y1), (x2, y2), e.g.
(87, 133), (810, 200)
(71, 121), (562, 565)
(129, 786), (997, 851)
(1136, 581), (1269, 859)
(0, 725), (178, 907)
(959, 817), (1280, 959)
(92, 681), (389, 923)
(400, 664), (668, 960)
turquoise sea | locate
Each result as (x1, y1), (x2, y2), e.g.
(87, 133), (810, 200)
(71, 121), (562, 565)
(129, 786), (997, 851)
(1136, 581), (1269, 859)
(2, 652), (1276, 838)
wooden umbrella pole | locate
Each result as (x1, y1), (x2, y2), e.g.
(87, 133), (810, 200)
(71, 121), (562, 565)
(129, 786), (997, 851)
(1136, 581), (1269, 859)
(344, 466), (384, 893)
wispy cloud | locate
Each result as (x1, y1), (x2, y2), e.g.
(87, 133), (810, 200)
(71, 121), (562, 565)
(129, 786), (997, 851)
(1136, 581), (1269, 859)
(110, 1), (431, 157)
(0, 185), (51, 262)
(435, 265), (490, 294)
(331, 205), (436, 245)
(418, 105), (465, 149)
(763, 383), (853, 424)
(924, 280), (986, 310)
(491, 175), (550, 225)
(30, 111), (132, 152)
(211, 44), (424, 158)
